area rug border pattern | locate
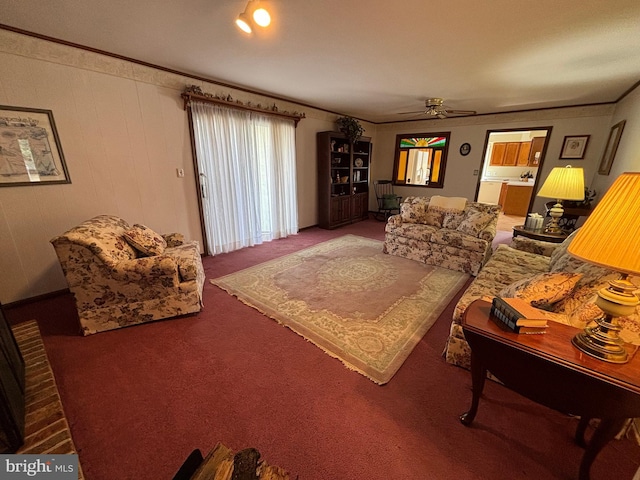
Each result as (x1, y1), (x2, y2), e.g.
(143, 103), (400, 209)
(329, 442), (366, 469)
(211, 234), (468, 384)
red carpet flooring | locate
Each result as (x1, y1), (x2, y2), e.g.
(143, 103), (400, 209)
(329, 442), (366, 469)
(5, 219), (640, 480)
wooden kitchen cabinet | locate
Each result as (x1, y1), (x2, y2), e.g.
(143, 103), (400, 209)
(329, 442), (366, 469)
(516, 141), (532, 166)
(490, 142), (507, 165)
(502, 142), (521, 166)
(500, 183), (534, 216)
(491, 140), (541, 167)
(498, 182), (508, 208)
(528, 136), (545, 166)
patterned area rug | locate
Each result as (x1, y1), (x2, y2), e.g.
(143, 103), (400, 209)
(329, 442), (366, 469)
(211, 235), (468, 384)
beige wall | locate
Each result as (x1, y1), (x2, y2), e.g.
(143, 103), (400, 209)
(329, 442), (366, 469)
(591, 85), (640, 196)
(0, 29), (346, 303)
(0, 28), (637, 304)
(371, 107), (617, 215)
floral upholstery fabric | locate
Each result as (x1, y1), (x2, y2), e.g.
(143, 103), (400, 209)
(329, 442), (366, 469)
(123, 224), (167, 256)
(456, 210), (495, 237)
(400, 196), (432, 224)
(50, 215), (204, 335)
(509, 236), (559, 257)
(444, 234), (640, 369)
(384, 197), (501, 276)
(498, 271), (583, 308)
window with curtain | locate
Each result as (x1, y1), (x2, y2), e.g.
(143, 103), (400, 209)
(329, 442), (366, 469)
(190, 101), (298, 255)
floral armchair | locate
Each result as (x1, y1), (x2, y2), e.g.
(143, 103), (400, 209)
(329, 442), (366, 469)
(50, 215), (205, 335)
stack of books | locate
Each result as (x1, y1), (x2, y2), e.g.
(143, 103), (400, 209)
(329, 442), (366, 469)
(490, 297), (548, 334)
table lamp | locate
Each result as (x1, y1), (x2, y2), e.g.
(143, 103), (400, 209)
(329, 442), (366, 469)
(537, 165), (585, 233)
(568, 172), (640, 363)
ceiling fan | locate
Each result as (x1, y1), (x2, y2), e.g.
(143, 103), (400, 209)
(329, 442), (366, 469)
(400, 98), (477, 119)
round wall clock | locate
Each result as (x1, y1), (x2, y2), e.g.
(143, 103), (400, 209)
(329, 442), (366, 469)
(460, 143), (471, 156)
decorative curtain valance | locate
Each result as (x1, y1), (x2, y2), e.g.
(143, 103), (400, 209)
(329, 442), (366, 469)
(181, 85), (305, 126)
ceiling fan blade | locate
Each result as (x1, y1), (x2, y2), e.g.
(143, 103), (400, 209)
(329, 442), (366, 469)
(443, 109), (477, 115)
(437, 113), (447, 119)
(398, 110), (427, 115)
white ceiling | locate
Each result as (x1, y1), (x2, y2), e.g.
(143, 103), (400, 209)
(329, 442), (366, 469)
(2, 0), (640, 123)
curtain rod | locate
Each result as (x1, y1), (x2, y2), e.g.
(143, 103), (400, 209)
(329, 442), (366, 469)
(182, 86), (305, 126)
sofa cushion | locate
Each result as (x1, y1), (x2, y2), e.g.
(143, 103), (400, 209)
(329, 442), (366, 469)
(548, 230), (584, 272)
(442, 211), (466, 230)
(386, 222), (439, 242)
(490, 244), (551, 272)
(430, 229), (489, 254)
(498, 271), (582, 308)
(124, 224), (167, 257)
(456, 210), (495, 237)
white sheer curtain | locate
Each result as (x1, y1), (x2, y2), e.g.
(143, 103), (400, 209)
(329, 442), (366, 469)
(190, 101), (298, 255)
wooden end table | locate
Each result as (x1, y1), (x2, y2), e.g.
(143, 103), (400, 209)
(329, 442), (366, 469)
(512, 225), (568, 243)
(460, 299), (640, 480)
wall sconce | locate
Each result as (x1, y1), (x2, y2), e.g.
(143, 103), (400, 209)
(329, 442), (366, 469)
(235, 0), (271, 34)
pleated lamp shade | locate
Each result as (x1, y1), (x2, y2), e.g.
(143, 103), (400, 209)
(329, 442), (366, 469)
(537, 165), (585, 201)
(568, 172), (640, 276)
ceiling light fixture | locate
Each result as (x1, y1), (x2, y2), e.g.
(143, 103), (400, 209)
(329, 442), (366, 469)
(235, 0), (271, 34)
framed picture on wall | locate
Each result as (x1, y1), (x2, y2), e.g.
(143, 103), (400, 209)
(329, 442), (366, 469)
(598, 120), (626, 175)
(559, 135), (590, 159)
(0, 105), (70, 187)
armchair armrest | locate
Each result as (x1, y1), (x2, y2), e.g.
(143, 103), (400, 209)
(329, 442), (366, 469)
(478, 221), (498, 242)
(387, 214), (402, 227)
(109, 255), (180, 282)
(162, 232), (185, 248)
(509, 237), (559, 257)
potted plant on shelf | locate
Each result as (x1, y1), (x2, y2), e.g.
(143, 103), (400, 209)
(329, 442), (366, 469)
(336, 116), (365, 144)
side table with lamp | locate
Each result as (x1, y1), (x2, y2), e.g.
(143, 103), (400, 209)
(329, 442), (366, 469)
(536, 165), (585, 234)
(567, 172), (640, 364)
(460, 172), (640, 479)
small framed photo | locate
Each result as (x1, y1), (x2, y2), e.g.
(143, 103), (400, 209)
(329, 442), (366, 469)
(560, 135), (590, 160)
(0, 105), (70, 187)
(598, 120), (626, 176)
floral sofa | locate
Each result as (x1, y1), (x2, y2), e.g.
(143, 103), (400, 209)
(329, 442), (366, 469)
(443, 231), (640, 370)
(383, 196), (501, 276)
(50, 215), (205, 335)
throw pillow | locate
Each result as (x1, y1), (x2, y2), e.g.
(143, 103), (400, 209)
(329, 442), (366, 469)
(123, 224), (167, 257)
(498, 271), (583, 308)
(401, 197), (430, 223)
(442, 211), (466, 229)
(382, 194), (400, 210)
(456, 210), (494, 237)
(423, 211), (444, 227)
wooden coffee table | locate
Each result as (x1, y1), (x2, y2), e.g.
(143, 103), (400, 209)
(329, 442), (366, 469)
(512, 225), (568, 243)
(459, 299), (640, 480)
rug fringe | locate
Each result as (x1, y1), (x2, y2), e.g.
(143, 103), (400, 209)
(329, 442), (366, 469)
(209, 235), (467, 385)
(211, 282), (386, 385)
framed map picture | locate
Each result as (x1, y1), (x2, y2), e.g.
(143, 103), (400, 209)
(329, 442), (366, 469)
(0, 105), (70, 187)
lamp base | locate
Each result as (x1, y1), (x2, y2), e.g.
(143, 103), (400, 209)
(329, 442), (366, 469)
(544, 201), (564, 234)
(571, 277), (638, 364)
(571, 321), (628, 364)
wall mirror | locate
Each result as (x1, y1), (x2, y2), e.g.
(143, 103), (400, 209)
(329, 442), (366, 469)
(392, 132), (450, 188)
